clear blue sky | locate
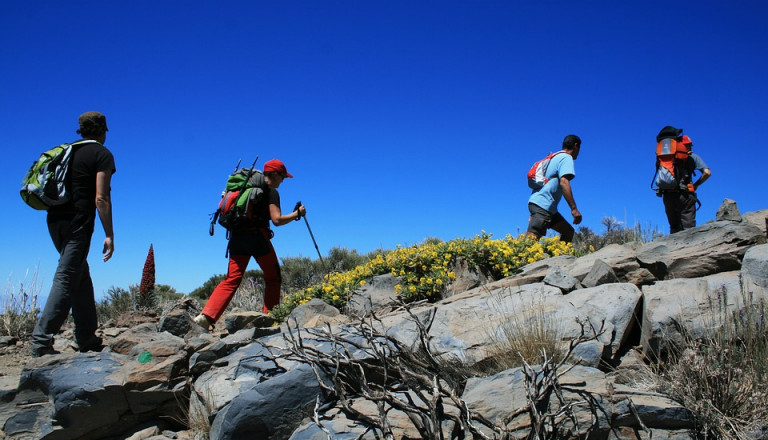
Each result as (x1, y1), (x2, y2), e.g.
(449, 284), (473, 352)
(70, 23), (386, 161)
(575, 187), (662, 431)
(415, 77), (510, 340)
(2, 1), (767, 301)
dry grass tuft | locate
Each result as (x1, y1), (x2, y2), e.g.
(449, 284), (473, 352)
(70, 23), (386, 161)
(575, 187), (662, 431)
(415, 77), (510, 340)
(1, 269), (41, 340)
(658, 284), (768, 439)
(485, 290), (563, 370)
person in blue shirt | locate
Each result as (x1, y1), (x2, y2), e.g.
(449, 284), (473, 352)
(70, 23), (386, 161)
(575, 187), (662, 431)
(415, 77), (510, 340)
(526, 134), (582, 243)
(661, 133), (711, 233)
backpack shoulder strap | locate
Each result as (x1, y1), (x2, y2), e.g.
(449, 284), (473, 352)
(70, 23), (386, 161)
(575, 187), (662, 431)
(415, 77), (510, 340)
(70, 139), (101, 148)
(542, 150), (567, 171)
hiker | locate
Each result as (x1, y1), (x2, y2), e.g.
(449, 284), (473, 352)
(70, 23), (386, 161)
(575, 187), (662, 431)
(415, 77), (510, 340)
(526, 134), (582, 243)
(30, 112), (116, 357)
(656, 127), (711, 233)
(194, 159), (306, 330)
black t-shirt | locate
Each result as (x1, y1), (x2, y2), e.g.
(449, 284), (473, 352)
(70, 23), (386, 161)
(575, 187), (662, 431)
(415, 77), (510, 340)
(50, 140), (116, 215)
(251, 187), (280, 229)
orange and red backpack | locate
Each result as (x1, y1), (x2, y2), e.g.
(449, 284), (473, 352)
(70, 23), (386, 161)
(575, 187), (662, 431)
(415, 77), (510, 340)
(527, 151), (566, 190)
(652, 126), (693, 194)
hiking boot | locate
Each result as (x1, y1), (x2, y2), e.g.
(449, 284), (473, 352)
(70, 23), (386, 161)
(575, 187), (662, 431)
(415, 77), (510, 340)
(30, 345), (59, 357)
(75, 335), (104, 353)
(194, 314), (212, 332)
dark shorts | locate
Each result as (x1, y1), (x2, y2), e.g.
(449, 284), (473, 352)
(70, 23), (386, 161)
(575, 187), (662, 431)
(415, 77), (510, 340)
(526, 203), (567, 237)
(228, 228), (273, 257)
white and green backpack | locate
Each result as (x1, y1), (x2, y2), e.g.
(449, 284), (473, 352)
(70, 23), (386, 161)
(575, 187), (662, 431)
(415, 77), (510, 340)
(20, 140), (98, 210)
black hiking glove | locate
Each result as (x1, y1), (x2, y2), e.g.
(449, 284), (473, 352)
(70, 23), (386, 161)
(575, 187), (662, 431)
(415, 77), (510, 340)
(293, 201), (303, 221)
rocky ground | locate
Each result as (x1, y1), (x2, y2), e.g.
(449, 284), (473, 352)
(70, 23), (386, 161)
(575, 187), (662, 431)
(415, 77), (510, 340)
(0, 312), (227, 392)
(0, 326), (103, 390)
(0, 341), (28, 388)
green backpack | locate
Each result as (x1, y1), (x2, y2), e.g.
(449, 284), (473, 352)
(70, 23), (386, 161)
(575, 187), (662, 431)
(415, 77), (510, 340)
(20, 140), (98, 210)
(209, 159), (267, 237)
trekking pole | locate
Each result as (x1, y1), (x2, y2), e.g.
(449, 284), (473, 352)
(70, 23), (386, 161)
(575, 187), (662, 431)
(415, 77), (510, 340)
(294, 201), (325, 268)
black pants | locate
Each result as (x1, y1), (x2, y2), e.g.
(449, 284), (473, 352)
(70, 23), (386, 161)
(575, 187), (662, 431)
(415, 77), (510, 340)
(31, 212), (98, 349)
(663, 192), (697, 234)
(526, 203), (575, 243)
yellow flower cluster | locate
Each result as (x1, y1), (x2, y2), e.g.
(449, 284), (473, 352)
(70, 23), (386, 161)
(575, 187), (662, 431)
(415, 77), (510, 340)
(270, 232), (574, 321)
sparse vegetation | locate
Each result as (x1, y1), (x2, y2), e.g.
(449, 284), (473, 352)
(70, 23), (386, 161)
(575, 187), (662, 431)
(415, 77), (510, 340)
(573, 216), (663, 255)
(185, 385), (217, 440)
(280, 300), (608, 439)
(657, 283), (768, 439)
(228, 277), (265, 312)
(485, 290), (564, 371)
(0, 269), (41, 340)
(97, 283), (184, 325)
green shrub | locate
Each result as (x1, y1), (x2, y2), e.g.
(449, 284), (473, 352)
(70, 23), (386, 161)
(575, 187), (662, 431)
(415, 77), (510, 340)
(97, 285), (138, 323)
(574, 216), (662, 255)
(97, 283), (183, 324)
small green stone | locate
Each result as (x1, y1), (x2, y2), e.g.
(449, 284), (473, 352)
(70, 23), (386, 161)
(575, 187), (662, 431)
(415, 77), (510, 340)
(137, 351), (153, 364)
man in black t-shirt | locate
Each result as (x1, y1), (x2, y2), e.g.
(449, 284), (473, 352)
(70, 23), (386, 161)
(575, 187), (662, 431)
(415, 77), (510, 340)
(30, 112), (116, 357)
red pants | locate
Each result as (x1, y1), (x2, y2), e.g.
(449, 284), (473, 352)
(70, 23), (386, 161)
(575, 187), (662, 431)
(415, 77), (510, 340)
(202, 229), (281, 322)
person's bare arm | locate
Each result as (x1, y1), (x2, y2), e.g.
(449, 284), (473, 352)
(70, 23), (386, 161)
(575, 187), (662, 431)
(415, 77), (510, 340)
(95, 170), (114, 261)
(694, 168), (711, 190)
(559, 176), (582, 225)
(269, 203), (306, 227)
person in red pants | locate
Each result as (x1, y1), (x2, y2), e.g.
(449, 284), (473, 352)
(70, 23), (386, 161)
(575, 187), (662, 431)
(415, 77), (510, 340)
(194, 159), (306, 331)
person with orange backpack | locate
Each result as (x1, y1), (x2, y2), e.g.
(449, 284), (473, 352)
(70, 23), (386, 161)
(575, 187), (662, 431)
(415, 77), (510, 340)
(526, 134), (582, 243)
(653, 126), (711, 233)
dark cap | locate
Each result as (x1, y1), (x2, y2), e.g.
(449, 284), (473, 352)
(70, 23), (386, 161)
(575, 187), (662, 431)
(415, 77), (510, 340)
(78, 111), (109, 132)
(656, 125), (682, 142)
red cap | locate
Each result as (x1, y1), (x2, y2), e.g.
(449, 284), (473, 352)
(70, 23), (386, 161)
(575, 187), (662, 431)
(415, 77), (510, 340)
(263, 159), (293, 178)
(680, 135), (693, 146)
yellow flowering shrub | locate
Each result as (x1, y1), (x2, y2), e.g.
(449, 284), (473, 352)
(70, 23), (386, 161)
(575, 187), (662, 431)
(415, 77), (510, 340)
(270, 232), (574, 321)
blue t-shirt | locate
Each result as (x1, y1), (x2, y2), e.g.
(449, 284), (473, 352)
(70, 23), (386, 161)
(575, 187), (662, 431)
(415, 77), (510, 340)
(528, 152), (575, 213)
(690, 152), (708, 173)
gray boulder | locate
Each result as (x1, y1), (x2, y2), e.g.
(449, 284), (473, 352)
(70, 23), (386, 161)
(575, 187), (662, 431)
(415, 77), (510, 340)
(195, 325), (382, 439)
(636, 221), (765, 280)
(543, 266), (581, 292)
(444, 256), (489, 297)
(345, 274), (399, 317)
(640, 271), (750, 357)
(565, 283), (642, 359)
(742, 243), (768, 294)
(158, 308), (196, 337)
(2, 351), (186, 440)
(514, 254), (577, 282)
(564, 244), (640, 281)
(379, 280), (643, 369)
(284, 298), (348, 329)
(742, 209), (768, 237)
(209, 363), (322, 440)
(580, 259), (620, 288)
(716, 198), (742, 221)
(223, 311), (275, 334)
(462, 365), (693, 438)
